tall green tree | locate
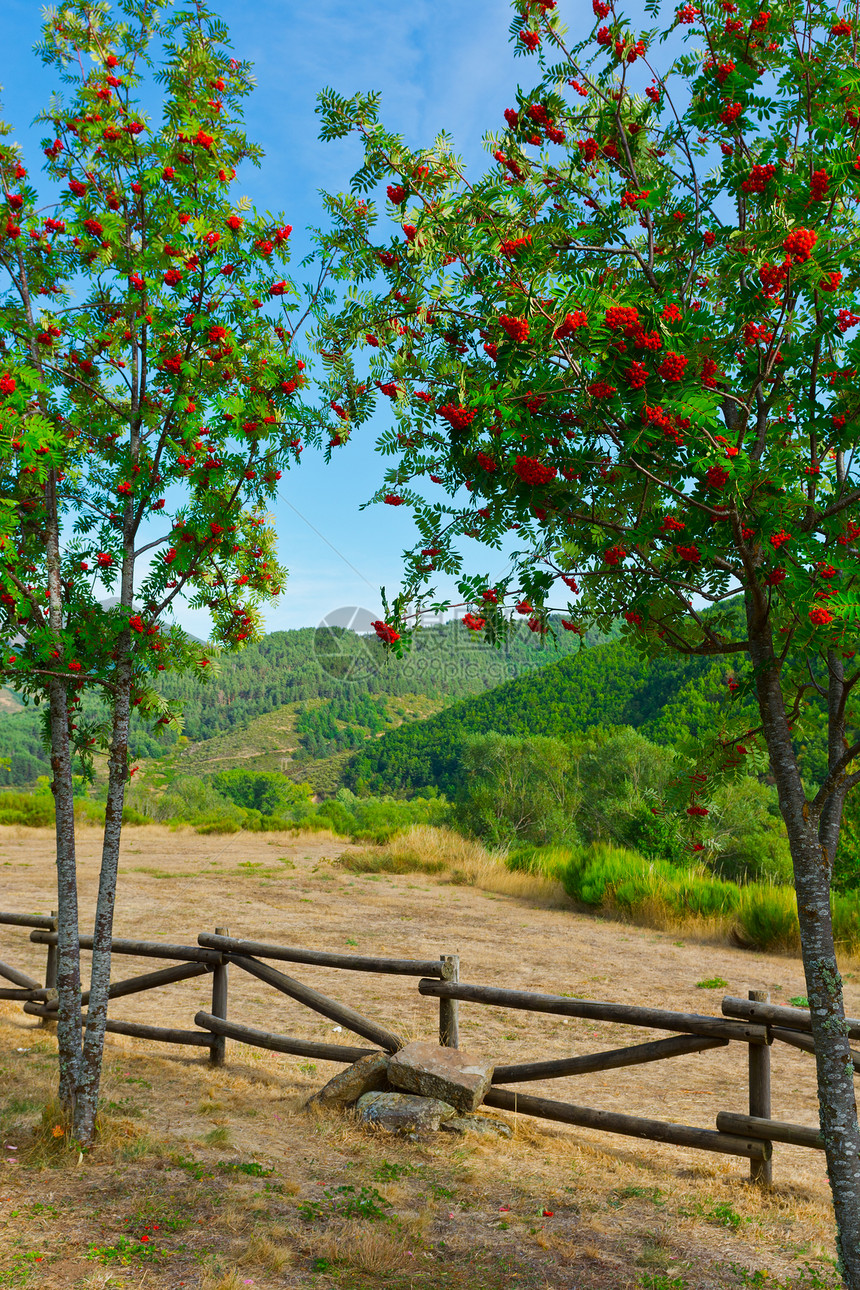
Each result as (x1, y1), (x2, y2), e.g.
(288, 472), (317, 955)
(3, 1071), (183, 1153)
(0, 0), (330, 1143)
(316, 0), (860, 1275)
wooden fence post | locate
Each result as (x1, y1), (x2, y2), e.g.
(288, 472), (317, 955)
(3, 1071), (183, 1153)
(439, 955), (459, 1048)
(209, 927), (228, 1067)
(748, 988), (772, 1185)
(41, 910), (58, 1028)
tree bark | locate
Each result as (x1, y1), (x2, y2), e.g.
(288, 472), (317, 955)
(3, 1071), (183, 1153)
(820, 651), (847, 867)
(71, 655), (132, 1145)
(746, 598), (860, 1285)
(44, 465), (83, 1114)
(47, 674), (83, 1111)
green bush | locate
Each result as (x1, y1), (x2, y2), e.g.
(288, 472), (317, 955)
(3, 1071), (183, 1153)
(122, 775), (448, 841)
(454, 732), (582, 847)
(708, 778), (793, 885)
(338, 849), (446, 875)
(0, 790), (56, 827)
(212, 769), (312, 816)
(735, 884), (800, 953)
(0, 789), (148, 829)
(316, 790), (448, 845)
(556, 848), (860, 958)
(661, 872), (740, 920)
(559, 843), (671, 909)
(506, 845), (572, 881)
(557, 841), (740, 927)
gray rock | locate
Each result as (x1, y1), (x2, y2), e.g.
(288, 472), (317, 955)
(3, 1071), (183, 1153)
(355, 1091), (457, 1133)
(440, 1114), (513, 1138)
(388, 1040), (494, 1114)
(308, 1053), (390, 1108)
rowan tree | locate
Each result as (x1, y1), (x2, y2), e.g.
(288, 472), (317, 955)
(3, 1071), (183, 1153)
(315, 0), (860, 1275)
(0, 0), (329, 1142)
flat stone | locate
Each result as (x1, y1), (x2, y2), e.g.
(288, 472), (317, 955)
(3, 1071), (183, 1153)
(307, 1053), (390, 1108)
(440, 1115), (513, 1138)
(355, 1091), (456, 1133)
(387, 1041), (494, 1114)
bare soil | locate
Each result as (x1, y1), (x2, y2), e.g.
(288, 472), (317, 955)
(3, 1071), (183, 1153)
(0, 823), (848, 1290)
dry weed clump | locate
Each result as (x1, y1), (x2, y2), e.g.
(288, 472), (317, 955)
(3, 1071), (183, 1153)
(339, 825), (571, 907)
(243, 1228), (295, 1271)
(197, 1257), (247, 1290)
(304, 1219), (416, 1277)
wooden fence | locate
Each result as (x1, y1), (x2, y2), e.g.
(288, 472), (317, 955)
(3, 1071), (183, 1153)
(2, 908), (851, 1184)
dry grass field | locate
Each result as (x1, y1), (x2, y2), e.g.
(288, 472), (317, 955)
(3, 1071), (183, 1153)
(0, 821), (852, 1290)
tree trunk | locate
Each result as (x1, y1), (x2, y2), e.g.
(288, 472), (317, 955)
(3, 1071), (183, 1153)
(747, 604), (860, 1285)
(71, 657), (132, 1145)
(820, 650), (847, 868)
(47, 674), (83, 1111)
(43, 463), (83, 1115)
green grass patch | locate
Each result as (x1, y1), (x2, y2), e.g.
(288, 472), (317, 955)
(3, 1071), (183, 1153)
(519, 840), (860, 958)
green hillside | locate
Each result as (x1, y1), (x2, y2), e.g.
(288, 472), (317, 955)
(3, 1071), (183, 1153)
(0, 619), (596, 787)
(343, 638), (805, 798)
(162, 691), (443, 793)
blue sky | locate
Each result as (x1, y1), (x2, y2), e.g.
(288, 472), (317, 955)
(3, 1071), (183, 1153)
(2, 0), (535, 633)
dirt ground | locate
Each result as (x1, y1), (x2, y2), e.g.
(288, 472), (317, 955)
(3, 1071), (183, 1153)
(0, 823), (850, 1290)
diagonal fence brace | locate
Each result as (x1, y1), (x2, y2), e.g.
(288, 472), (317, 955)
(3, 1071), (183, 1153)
(226, 953), (404, 1053)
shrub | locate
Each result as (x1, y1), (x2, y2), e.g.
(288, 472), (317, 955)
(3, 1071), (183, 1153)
(560, 842), (671, 909)
(212, 768), (312, 816)
(662, 873), (740, 920)
(832, 893), (860, 957)
(707, 777), (793, 885)
(0, 790), (55, 827)
(734, 885), (801, 953)
(559, 842), (740, 926)
(339, 848), (446, 875)
(0, 789), (146, 829)
(317, 790), (449, 845)
(454, 732), (581, 847)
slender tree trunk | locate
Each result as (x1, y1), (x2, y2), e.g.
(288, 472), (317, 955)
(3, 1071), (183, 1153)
(71, 656), (132, 1145)
(821, 651), (847, 867)
(747, 606), (860, 1285)
(47, 674), (83, 1111)
(43, 466), (83, 1113)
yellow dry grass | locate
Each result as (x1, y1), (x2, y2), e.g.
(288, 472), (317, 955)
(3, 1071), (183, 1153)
(340, 824), (570, 906)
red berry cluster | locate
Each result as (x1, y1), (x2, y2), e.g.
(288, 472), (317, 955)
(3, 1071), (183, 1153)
(438, 404), (477, 431)
(658, 352), (688, 381)
(513, 456), (557, 486)
(741, 163), (775, 194)
(499, 314), (531, 343)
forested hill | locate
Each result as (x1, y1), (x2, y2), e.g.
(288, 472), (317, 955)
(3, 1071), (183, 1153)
(0, 618), (602, 786)
(344, 640), (761, 798)
(149, 619), (599, 744)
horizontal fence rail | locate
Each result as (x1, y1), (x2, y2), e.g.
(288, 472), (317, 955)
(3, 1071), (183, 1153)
(0, 911), (57, 930)
(483, 1087), (771, 1160)
(198, 932), (452, 978)
(1, 911), (845, 1183)
(716, 1111), (824, 1151)
(31, 931), (222, 965)
(723, 995), (860, 1042)
(418, 979), (769, 1045)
